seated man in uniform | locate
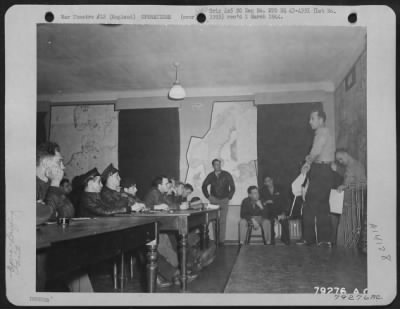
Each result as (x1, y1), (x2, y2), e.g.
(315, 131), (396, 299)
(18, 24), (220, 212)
(100, 164), (132, 209)
(60, 178), (72, 196)
(36, 142), (57, 224)
(164, 178), (180, 209)
(166, 181), (194, 206)
(79, 168), (132, 217)
(260, 176), (290, 245)
(36, 141), (75, 220)
(144, 175), (175, 211)
(100, 164), (146, 212)
(36, 142), (88, 292)
(36, 142), (59, 202)
(45, 171), (75, 220)
(120, 177), (146, 212)
(239, 186), (271, 245)
(177, 183), (194, 204)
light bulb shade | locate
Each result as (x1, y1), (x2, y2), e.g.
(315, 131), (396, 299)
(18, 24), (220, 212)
(168, 83), (186, 100)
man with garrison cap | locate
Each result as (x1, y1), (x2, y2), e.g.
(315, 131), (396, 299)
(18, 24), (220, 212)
(100, 163), (134, 210)
(78, 167), (131, 217)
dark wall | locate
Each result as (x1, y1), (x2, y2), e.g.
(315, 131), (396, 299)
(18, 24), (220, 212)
(257, 102), (322, 191)
(118, 108), (180, 199)
(334, 49), (367, 172)
(36, 112), (47, 145)
(37, 112), (48, 145)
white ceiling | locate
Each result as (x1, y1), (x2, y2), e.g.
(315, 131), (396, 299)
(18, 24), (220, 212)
(37, 24), (366, 98)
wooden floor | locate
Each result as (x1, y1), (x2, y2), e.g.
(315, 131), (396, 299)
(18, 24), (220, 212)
(48, 243), (367, 294)
(224, 245), (367, 293)
(90, 245), (240, 293)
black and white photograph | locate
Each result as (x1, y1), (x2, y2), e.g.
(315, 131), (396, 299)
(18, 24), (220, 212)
(4, 5), (396, 306)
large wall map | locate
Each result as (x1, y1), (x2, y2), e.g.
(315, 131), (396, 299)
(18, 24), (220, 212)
(50, 105), (118, 180)
(185, 101), (258, 205)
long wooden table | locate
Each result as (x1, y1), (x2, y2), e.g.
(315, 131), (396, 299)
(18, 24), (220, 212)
(36, 217), (159, 293)
(131, 208), (220, 292)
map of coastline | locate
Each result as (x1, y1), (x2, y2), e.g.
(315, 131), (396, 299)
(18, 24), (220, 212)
(185, 101), (258, 205)
(50, 105), (118, 180)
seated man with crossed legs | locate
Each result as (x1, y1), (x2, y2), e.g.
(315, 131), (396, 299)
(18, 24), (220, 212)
(260, 176), (290, 245)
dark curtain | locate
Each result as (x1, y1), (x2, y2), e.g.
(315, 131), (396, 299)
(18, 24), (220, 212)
(118, 108), (180, 200)
(37, 112), (47, 145)
(257, 102), (322, 191)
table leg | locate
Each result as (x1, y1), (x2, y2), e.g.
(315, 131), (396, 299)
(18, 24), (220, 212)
(179, 233), (188, 292)
(146, 242), (158, 293)
(216, 210), (221, 248)
(200, 225), (205, 251)
(120, 252), (125, 291)
(113, 260), (118, 290)
(36, 252), (47, 292)
(130, 255), (135, 279)
(202, 223), (210, 249)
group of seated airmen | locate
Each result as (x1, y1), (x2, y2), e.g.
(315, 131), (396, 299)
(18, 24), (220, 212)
(36, 141), (216, 289)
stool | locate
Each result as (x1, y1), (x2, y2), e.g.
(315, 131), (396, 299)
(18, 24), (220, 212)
(246, 222), (267, 245)
(238, 220), (267, 245)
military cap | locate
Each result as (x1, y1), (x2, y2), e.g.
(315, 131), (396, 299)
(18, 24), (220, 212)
(101, 163), (119, 183)
(120, 177), (136, 189)
(80, 168), (101, 187)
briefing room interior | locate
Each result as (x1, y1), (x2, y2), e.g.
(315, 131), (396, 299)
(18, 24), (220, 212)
(36, 24), (367, 294)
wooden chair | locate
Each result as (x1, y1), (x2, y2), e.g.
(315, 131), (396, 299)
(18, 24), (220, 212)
(238, 219), (267, 245)
(113, 253), (136, 291)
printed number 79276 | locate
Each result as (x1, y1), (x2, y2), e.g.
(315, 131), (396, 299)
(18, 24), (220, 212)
(314, 287), (347, 294)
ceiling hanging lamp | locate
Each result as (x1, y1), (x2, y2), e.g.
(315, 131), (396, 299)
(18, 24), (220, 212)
(168, 62), (186, 100)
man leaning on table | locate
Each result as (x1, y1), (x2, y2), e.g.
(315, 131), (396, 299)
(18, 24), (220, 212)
(36, 141), (91, 292)
(36, 141), (75, 221)
(144, 175), (176, 210)
(202, 158), (235, 245)
(143, 175), (199, 288)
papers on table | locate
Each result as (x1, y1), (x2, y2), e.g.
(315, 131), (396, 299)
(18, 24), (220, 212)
(206, 204), (220, 210)
(329, 189), (344, 214)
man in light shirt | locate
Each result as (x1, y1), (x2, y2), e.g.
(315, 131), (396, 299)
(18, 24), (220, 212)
(297, 108), (335, 247)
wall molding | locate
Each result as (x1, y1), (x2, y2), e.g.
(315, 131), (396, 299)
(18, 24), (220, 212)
(37, 81), (334, 107)
(255, 89), (329, 105)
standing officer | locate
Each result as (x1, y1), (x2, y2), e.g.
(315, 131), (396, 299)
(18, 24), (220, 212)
(202, 159), (235, 245)
(297, 108), (335, 247)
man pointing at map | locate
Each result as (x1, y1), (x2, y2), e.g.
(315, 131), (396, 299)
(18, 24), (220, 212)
(202, 159), (235, 245)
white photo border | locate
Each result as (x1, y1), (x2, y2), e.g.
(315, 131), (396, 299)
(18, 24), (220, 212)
(5, 5), (396, 306)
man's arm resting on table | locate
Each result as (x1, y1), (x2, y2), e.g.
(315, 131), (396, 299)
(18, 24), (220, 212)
(153, 203), (169, 210)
